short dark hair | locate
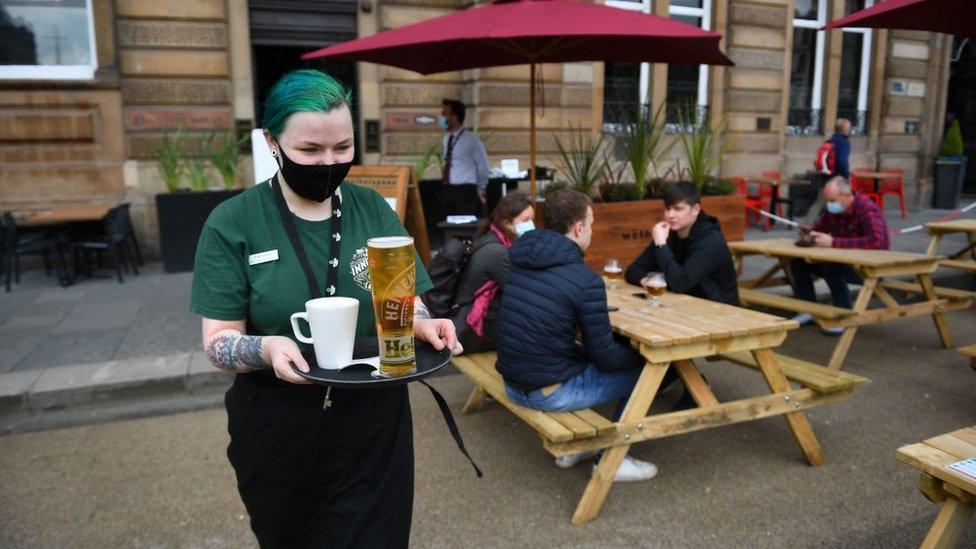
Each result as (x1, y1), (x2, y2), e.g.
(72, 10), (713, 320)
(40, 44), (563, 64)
(543, 189), (592, 235)
(662, 182), (701, 208)
(442, 99), (466, 124)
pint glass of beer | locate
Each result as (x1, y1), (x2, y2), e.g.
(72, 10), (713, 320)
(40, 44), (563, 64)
(366, 236), (417, 377)
(641, 272), (667, 308)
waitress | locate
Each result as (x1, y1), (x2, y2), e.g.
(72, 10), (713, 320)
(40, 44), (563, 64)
(190, 69), (461, 548)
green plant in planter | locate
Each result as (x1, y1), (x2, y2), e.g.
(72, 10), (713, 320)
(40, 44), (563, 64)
(155, 129), (185, 193)
(208, 130), (249, 190)
(619, 104), (672, 199)
(541, 180), (570, 199)
(186, 157), (212, 192)
(412, 140), (443, 182)
(701, 177), (736, 196)
(555, 126), (604, 196)
(939, 120), (964, 158)
(676, 107), (728, 190)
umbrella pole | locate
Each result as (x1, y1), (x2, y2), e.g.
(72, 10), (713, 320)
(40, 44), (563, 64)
(530, 62), (537, 202)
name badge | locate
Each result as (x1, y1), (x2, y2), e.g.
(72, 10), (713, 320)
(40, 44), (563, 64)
(248, 249), (279, 265)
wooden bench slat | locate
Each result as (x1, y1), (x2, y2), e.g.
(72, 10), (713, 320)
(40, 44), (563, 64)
(452, 355), (577, 443)
(572, 409), (616, 436)
(939, 259), (976, 273)
(718, 351), (869, 393)
(738, 287), (854, 319)
(960, 345), (976, 358)
(879, 279), (976, 301)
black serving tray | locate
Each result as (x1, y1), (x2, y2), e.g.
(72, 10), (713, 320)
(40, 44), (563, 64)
(291, 336), (452, 388)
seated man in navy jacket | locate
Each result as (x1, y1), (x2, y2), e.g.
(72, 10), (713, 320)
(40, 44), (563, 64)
(496, 189), (657, 482)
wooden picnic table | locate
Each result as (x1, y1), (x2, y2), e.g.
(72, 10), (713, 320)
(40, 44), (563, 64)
(925, 219), (976, 275)
(897, 425), (976, 547)
(454, 286), (869, 525)
(16, 204), (114, 227)
(729, 238), (972, 370)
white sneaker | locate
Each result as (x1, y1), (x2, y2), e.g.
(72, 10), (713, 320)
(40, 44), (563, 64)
(592, 455), (659, 482)
(792, 313), (813, 326)
(821, 326), (845, 336)
(555, 450), (599, 469)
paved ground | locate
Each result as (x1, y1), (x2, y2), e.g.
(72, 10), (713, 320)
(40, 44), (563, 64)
(1, 337), (975, 548)
(1, 205), (975, 546)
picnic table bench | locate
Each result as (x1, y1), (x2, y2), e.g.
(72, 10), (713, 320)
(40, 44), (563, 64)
(730, 238), (972, 370)
(453, 287), (868, 524)
(961, 345), (976, 373)
(925, 220), (976, 275)
(897, 425), (976, 548)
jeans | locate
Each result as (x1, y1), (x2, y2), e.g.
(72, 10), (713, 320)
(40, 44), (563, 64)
(790, 258), (863, 309)
(505, 364), (643, 421)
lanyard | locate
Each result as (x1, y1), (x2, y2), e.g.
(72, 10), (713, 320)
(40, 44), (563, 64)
(270, 174), (482, 478)
(270, 173), (341, 298)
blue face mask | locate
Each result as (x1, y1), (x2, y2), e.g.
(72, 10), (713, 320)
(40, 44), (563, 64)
(826, 201), (845, 214)
(515, 220), (535, 236)
(437, 116), (449, 131)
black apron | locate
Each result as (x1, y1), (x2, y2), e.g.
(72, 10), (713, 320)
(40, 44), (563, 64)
(225, 178), (413, 548)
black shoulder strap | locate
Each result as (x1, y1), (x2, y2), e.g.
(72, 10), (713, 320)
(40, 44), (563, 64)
(270, 173), (343, 299)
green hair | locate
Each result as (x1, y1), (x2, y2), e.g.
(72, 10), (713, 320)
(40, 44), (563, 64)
(261, 69), (353, 139)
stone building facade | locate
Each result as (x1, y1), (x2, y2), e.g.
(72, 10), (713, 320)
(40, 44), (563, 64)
(0, 0), (965, 258)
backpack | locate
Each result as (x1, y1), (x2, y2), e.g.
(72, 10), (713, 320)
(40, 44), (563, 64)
(422, 237), (475, 318)
(814, 140), (836, 175)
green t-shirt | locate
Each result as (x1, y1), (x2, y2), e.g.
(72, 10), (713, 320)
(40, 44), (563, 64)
(190, 180), (433, 348)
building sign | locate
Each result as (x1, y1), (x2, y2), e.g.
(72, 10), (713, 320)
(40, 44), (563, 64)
(385, 112), (437, 129)
(126, 108), (232, 131)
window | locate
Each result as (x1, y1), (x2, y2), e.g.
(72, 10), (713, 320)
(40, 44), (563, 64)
(602, 0), (710, 132)
(603, 0), (650, 131)
(0, 0), (97, 80)
(787, 0), (826, 135)
(837, 0), (874, 135)
(666, 0), (711, 130)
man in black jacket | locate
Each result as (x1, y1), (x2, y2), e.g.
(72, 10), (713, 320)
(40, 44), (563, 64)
(496, 189), (657, 482)
(625, 182), (740, 306)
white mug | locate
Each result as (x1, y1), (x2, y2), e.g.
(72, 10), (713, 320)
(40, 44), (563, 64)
(290, 297), (359, 370)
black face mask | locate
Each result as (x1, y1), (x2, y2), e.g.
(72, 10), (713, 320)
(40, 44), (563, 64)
(275, 145), (352, 203)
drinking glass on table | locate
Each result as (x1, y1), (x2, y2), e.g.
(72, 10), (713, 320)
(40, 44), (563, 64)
(641, 272), (667, 308)
(603, 259), (622, 290)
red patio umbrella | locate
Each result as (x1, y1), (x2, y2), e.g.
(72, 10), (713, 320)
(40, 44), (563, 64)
(303, 0), (732, 199)
(823, 0), (975, 36)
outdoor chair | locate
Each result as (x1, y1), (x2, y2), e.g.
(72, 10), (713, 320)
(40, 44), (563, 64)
(851, 168), (882, 206)
(878, 168), (907, 218)
(72, 206), (139, 284)
(118, 203), (145, 266)
(1, 212), (68, 292)
(732, 177), (768, 230)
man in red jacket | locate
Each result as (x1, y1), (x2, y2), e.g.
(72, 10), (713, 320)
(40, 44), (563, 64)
(791, 176), (890, 334)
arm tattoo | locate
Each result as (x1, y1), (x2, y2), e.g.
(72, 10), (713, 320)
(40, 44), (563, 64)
(414, 298), (432, 320)
(206, 333), (269, 373)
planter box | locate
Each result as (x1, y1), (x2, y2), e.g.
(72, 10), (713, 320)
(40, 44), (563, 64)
(156, 189), (243, 273)
(585, 194), (745, 272)
(932, 157), (968, 209)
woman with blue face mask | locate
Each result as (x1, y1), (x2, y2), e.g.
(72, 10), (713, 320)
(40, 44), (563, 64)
(451, 192), (535, 353)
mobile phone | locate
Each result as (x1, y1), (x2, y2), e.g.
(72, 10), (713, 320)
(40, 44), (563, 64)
(606, 306), (620, 312)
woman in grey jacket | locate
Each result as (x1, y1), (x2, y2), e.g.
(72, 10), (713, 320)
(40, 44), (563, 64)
(452, 192), (534, 352)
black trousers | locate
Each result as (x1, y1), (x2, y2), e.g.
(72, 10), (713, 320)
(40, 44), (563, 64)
(225, 373), (414, 549)
(440, 184), (483, 218)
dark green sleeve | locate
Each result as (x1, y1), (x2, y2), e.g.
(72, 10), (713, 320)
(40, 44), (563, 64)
(373, 190), (434, 295)
(190, 210), (249, 320)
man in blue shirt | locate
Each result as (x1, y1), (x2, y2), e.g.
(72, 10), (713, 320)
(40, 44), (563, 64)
(806, 118), (852, 222)
(440, 99), (490, 217)
(828, 118), (851, 179)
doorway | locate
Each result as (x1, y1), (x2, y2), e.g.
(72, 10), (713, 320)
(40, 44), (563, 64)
(945, 37), (975, 194)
